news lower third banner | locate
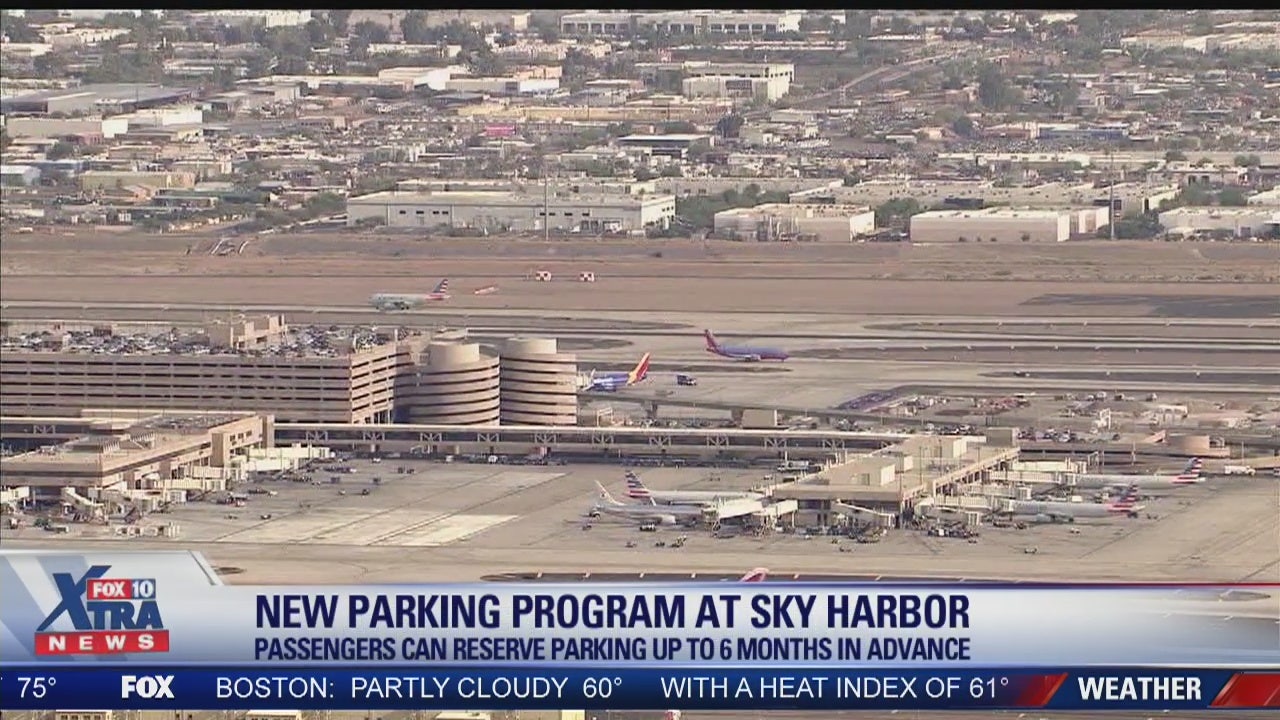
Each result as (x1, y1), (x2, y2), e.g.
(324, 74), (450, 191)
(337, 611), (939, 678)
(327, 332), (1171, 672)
(1, 550), (1277, 711)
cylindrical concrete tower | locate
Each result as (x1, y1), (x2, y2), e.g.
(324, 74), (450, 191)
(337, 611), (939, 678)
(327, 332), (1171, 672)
(402, 342), (500, 425)
(500, 337), (578, 426)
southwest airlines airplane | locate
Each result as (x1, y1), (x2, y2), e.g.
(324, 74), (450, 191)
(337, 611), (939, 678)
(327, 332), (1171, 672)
(704, 329), (789, 361)
(584, 354), (651, 392)
(370, 279), (450, 311)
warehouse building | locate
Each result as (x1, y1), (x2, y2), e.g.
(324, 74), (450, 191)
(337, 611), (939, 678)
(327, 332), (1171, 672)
(713, 203), (876, 242)
(561, 11), (800, 36)
(0, 318), (424, 423)
(347, 190), (676, 234)
(909, 208), (1074, 243)
(401, 342), (501, 426)
(0, 84), (196, 115)
(795, 180), (1177, 219)
(500, 338), (578, 426)
(1158, 207), (1280, 238)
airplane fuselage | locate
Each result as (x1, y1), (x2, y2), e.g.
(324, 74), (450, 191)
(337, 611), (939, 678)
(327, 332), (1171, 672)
(708, 346), (789, 362)
(644, 491), (763, 505)
(1008, 499), (1142, 518)
(1068, 473), (1203, 489)
(370, 293), (448, 310)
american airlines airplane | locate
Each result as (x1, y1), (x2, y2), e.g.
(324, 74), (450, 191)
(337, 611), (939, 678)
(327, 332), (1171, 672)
(625, 471), (762, 506)
(584, 354), (651, 392)
(1067, 458), (1204, 490)
(703, 329), (789, 362)
(1005, 486), (1145, 523)
(590, 482), (705, 525)
(370, 279), (450, 311)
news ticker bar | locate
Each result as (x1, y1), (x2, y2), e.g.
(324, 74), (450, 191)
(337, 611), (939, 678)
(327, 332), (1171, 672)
(3, 666), (1279, 711)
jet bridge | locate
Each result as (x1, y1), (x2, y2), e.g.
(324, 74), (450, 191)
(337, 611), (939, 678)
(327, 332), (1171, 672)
(708, 497), (767, 521)
(833, 501), (898, 528)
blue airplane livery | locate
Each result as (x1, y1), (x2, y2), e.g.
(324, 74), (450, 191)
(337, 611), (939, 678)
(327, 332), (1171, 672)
(585, 353), (651, 392)
(704, 329), (789, 362)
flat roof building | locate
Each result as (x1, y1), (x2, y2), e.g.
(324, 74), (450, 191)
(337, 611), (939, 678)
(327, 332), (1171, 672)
(0, 318), (424, 423)
(0, 410), (268, 502)
(347, 190), (676, 234)
(909, 208), (1075, 243)
(714, 203), (875, 242)
(1158, 207), (1280, 238)
(561, 11), (801, 36)
(0, 84), (196, 115)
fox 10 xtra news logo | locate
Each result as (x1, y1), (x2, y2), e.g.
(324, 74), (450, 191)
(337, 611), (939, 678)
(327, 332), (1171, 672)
(34, 565), (169, 655)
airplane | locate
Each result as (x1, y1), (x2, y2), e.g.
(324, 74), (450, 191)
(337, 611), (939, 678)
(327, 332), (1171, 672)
(703, 329), (789, 362)
(590, 481), (706, 525)
(1005, 486), (1145, 522)
(584, 354), (651, 392)
(625, 471), (762, 506)
(370, 279), (450, 311)
(739, 567), (769, 582)
(1067, 458), (1204, 490)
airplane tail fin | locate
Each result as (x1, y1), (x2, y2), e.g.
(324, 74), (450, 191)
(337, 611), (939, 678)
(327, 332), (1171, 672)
(433, 278), (450, 294)
(704, 329), (720, 352)
(594, 480), (621, 505)
(741, 567), (769, 582)
(628, 353), (652, 385)
(1180, 457), (1204, 479)
(625, 471), (652, 500)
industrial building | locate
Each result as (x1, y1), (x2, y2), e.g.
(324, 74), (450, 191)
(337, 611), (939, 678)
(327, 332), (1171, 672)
(0, 83), (197, 115)
(443, 77), (559, 96)
(499, 338), (578, 426)
(713, 203), (876, 242)
(561, 11), (801, 36)
(346, 190), (677, 234)
(0, 410), (268, 505)
(0, 317), (423, 423)
(0, 164), (41, 187)
(3, 116), (131, 139)
(908, 208), (1076, 243)
(637, 61), (794, 101)
(794, 180), (1178, 219)
(1157, 207), (1280, 238)
(401, 342), (501, 426)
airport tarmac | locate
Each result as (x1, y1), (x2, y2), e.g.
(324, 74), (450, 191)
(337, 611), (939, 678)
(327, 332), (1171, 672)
(5, 462), (1276, 586)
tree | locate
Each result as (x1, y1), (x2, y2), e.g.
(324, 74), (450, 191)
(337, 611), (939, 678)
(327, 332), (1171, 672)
(1164, 150), (1187, 162)
(401, 11), (430, 44)
(714, 113), (744, 139)
(46, 140), (77, 161)
(874, 197), (922, 226)
(1176, 184), (1213, 207)
(950, 115), (976, 137)
(328, 10), (352, 36)
(1233, 154), (1262, 167)
(1217, 187), (1249, 206)
(352, 20), (390, 45)
(977, 64), (1017, 110)
(661, 121), (697, 134)
(1, 14), (43, 42)
(0, 130), (11, 152)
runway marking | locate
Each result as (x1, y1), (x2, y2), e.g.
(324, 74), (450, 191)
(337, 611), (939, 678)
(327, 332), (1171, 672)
(302, 511), (449, 546)
(213, 509), (357, 544)
(375, 514), (518, 547)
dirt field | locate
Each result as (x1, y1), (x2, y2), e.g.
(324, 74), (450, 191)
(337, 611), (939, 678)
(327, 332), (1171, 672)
(2, 234), (1276, 317)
